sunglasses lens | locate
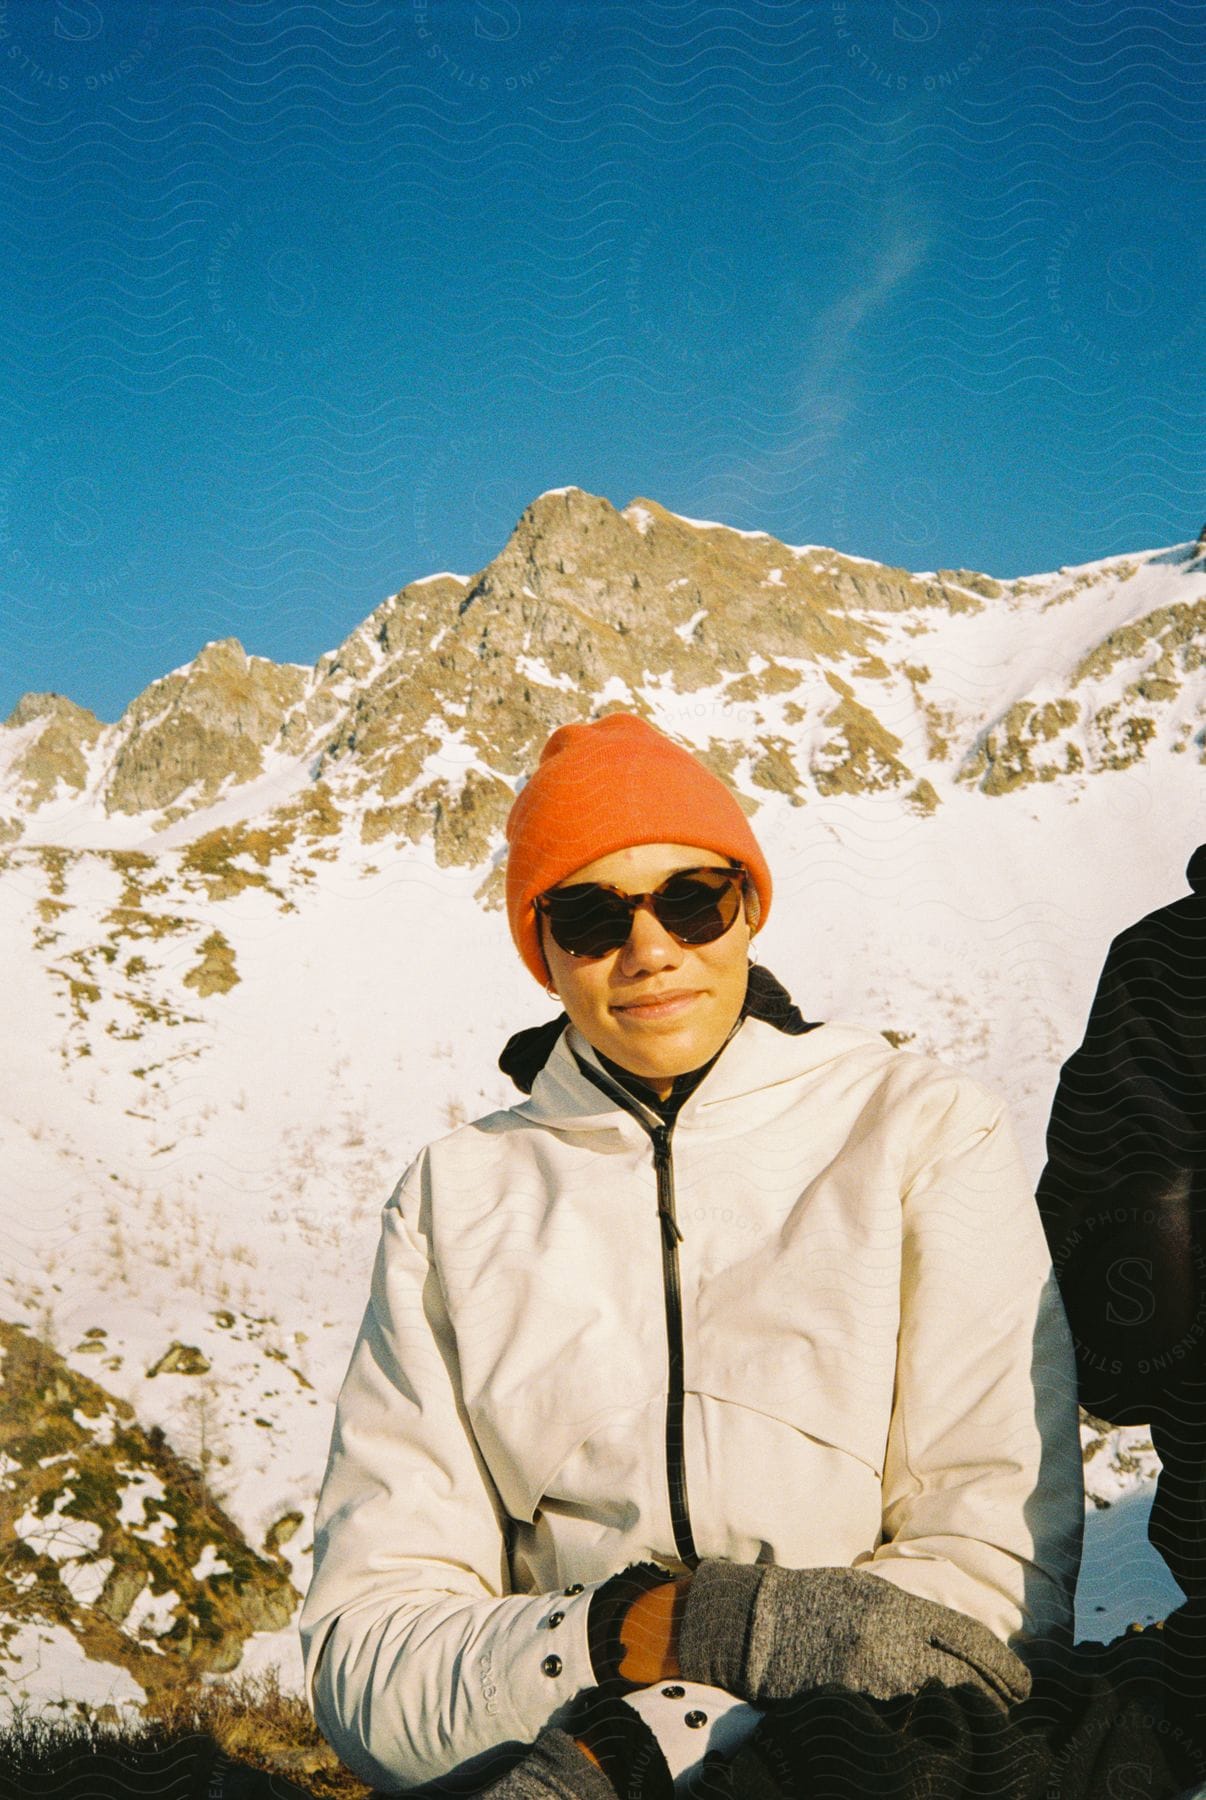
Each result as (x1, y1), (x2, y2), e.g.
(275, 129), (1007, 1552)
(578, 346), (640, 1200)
(542, 868), (744, 958)
(543, 885), (633, 958)
(655, 869), (743, 944)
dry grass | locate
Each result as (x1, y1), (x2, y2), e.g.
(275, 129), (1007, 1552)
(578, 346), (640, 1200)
(0, 1667), (371, 1797)
(145, 1666), (371, 1795)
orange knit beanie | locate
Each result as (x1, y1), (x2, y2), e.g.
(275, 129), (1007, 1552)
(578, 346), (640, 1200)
(505, 713), (773, 985)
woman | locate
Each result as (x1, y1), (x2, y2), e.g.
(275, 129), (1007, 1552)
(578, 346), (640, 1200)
(299, 714), (1084, 1798)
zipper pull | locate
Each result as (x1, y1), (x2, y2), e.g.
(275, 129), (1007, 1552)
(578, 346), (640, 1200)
(658, 1206), (684, 1249)
(650, 1125), (682, 1247)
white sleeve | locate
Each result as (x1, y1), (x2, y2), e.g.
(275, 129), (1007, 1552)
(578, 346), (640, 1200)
(299, 1155), (604, 1793)
(864, 1082), (1084, 1654)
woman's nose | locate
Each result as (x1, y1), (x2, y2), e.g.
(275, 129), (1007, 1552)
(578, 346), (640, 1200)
(619, 900), (684, 975)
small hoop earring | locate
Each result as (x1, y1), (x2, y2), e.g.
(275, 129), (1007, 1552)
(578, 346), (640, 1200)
(546, 984), (559, 999)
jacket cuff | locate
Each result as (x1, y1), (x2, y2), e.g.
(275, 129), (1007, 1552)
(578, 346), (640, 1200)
(676, 1558), (766, 1693)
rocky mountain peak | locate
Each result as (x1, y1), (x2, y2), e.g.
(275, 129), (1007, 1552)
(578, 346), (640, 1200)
(0, 495), (1201, 860)
(104, 637), (311, 820)
(5, 691), (101, 731)
(459, 486), (652, 631)
(2, 690), (104, 810)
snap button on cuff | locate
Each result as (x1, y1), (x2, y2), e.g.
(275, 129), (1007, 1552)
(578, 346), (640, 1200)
(563, 1583), (584, 1595)
(541, 1654), (563, 1677)
(547, 1612), (564, 1628)
(685, 1710), (708, 1729)
(661, 1685), (685, 1698)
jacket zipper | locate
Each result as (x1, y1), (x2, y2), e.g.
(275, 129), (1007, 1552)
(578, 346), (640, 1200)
(570, 1056), (701, 1569)
(650, 1120), (700, 1569)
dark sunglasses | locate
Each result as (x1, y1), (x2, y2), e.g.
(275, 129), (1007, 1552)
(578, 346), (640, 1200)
(534, 864), (748, 960)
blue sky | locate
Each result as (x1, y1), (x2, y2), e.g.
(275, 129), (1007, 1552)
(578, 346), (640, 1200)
(1, 0), (1202, 722)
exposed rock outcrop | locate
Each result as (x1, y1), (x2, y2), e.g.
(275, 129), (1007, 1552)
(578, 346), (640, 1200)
(4, 692), (103, 804)
(106, 639), (309, 817)
(0, 1319), (298, 1691)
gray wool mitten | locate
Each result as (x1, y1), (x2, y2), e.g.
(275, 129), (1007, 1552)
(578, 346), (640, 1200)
(472, 1728), (620, 1800)
(466, 1689), (674, 1800)
(677, 1561), (1032, 1712)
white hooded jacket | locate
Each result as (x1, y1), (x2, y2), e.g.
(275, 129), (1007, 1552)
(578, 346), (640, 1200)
(300, 1013), (1084, 1793)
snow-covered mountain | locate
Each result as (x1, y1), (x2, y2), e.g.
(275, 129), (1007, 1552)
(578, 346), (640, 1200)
(2, 489), (1202, 1720)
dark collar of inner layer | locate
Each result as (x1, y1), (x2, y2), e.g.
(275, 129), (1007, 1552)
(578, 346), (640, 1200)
(498, 964), (818, 1108)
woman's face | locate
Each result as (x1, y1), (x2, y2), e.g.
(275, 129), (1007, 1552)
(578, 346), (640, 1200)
(539, 842), (754, 1098)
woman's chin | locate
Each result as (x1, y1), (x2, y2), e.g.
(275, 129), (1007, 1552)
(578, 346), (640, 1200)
(607, 1019), (704, 1066)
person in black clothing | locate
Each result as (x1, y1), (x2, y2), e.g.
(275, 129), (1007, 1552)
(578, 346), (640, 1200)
(1036, 845), (1206, 1604)
(1022, 843), (1206, 1798)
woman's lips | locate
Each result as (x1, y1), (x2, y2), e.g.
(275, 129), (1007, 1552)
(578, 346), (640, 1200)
(613, 991), (700, 1020)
